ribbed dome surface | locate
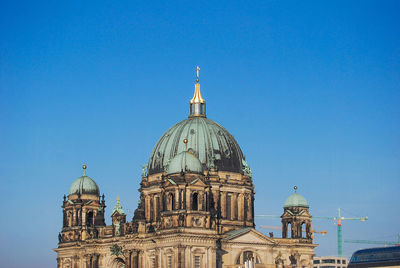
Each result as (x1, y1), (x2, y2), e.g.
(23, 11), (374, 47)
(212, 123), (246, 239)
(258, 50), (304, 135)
(284, 193), (309, 208)
(148, 117), (245, 175)
(68, 175), (100, 196)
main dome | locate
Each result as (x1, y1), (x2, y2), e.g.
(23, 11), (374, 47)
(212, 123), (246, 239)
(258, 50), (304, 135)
(148, 117), (246, 175)
(148, 68), (249, 176)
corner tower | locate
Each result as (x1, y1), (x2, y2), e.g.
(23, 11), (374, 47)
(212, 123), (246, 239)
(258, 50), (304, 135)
(59, 165), (106, 243)
(281, 186), (313, 240)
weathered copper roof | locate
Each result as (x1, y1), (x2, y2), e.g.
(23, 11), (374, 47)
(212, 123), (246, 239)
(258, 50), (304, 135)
(68, 175), (100, 196)
(167, 151), (203, 175)
(148, 117), (245, 175)
(284, 193), (309, 208)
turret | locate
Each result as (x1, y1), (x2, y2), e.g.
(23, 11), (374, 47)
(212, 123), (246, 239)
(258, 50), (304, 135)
(281, 186), (312, 240)
(59, 165), (105, 243)
(111, 197), (126, 236)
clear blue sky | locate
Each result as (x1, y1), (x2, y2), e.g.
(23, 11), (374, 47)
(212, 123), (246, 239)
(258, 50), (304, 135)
(1, 0), (399, 267)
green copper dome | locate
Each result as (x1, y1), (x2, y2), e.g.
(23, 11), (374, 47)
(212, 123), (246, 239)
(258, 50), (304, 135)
(68, 175), (100, 196)
(284, 193), (309, 208)
(167, 151), (203, 175)
(148, 117), (246, 175)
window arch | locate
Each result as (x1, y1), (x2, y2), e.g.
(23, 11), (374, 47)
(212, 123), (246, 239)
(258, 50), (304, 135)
(236, 251), (262, 265)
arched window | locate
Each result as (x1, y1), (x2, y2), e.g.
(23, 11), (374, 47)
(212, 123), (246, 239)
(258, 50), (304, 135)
(192, 193), (198, 210)
(155, 196), (160, 220)
(150, 198), (154, 221)
(167, 193), (174, 211)
(226, 194), (232, 220)
(204, 193), (208, 211)
(287, 222), (292, 238)
(301, 222), (306, 238)
(244, 196), (248, 220)
(86, 211), (94, 226)
(236, 251), (261, 265)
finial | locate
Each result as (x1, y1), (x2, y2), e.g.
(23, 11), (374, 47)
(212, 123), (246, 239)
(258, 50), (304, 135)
(82, 164), (87, 176)
(294, 185), (298, 192)
(117, 196), (120, 204)
(183, 138), (188, 151)
(189, 66), (206, 117)
(196, 66), (200, 82)
(195, 66), (200, 82)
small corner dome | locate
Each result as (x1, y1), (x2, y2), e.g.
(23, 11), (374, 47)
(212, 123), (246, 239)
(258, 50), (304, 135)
(167, 151), (203, 175)
(284, 193), (309, 208)
(68, 175), (100, 196)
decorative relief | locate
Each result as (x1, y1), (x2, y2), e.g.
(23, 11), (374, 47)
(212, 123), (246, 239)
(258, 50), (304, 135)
(165, 217), (173, 228)
(110, 244), (124, 257)
(192, 216), (203, 227)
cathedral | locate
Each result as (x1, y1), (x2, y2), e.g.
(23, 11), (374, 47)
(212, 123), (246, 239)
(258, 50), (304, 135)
(55, 67), (317, 268)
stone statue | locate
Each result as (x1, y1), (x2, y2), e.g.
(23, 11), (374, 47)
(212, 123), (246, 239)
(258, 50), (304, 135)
(141, 164), (148, 177)
(242, 159), (252, 177)
(115, 221), (120, 236)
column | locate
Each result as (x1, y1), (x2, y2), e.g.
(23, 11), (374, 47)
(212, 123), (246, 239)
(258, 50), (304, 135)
(153, 195), (158, 220)
(198, 192), (203, 211)
(232, 193), (238, 220)
(221, 192), (226, 219)
(131, 251), (138, 268)
(186, 189), (191, 210)
(247, 195), (252, 221)
(175, 189), (180, 210)
(212, 190), (219, 211)
(73, 208), (77, 226)
(185, 246), (191, 268)
(238, 193), (244, 220)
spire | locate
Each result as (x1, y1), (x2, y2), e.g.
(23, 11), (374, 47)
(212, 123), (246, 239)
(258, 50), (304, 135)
(189, 66), (206, 117)
(113, 196), (125, 215)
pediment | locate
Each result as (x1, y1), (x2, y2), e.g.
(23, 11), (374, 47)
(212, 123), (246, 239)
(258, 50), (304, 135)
(189, 178), (206, 187)
(282, 209), (311, 218)
(224, 228), (276, 245)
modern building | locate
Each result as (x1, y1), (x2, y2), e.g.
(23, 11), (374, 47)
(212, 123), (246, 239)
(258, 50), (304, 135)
(313, 256), (348, 268)
(54, 68), (317, 268)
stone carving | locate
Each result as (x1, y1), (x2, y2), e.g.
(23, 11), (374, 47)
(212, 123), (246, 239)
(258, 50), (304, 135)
(242, 159), (252, 177)
(142, 164), (148, 177)
(110, 244), (124, 257)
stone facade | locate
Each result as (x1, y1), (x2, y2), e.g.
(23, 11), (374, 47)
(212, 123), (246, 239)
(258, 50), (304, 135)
(54, 70), (317, 267)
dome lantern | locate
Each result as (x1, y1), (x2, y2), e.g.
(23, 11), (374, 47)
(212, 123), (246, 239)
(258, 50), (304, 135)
(189, 66), (206, 117)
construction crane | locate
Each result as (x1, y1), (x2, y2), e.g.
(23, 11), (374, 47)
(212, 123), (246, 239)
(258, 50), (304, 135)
(259, 225), (328, 236)
(256, 208), (368, 256)
(314, 208), (368, 256)
(344, 233), (400, 246)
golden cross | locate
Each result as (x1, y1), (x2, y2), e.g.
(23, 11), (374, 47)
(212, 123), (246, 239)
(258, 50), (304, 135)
(195, 66), (200, 80)
(117, 196), (120, 204)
